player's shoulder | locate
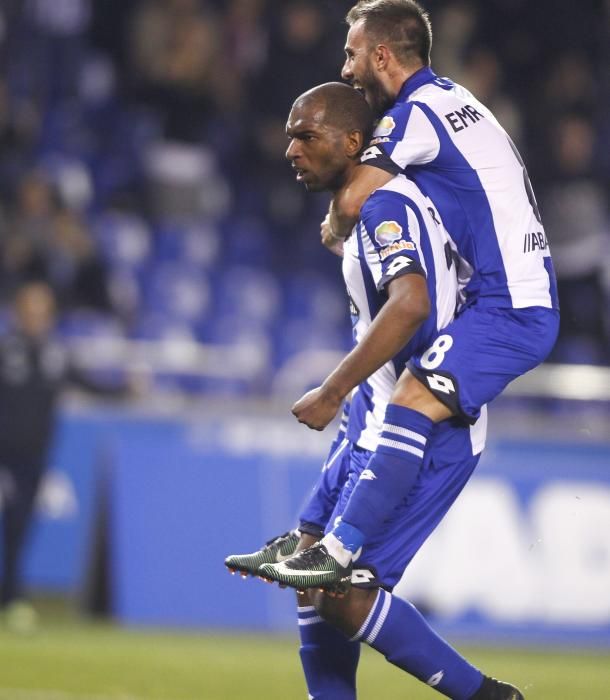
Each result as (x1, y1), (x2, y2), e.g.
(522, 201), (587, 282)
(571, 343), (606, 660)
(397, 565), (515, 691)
(362, 175), (427, 218)
(371, 100), (418, 141)
(373, 90), (447, 140)
(359, 177), (432, 252)
(412, 79), (497, 123)
(378, 175), (427, 203)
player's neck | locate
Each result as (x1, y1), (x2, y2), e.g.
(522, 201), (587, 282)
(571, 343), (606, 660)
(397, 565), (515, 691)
(387, 62), (424, 99)
(331, 163), (357, 195)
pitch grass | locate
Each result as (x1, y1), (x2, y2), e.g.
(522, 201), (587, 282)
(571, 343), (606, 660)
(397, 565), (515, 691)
(0, 616), (609, 700)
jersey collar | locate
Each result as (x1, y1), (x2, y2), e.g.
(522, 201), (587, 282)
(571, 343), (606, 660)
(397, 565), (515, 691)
(396, 66), (437, 102)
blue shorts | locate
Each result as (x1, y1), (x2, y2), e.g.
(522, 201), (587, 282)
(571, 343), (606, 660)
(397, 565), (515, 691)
(325, 420), (480, 590)
(409, 306), (559, 423)
(298, 437), (352, 536)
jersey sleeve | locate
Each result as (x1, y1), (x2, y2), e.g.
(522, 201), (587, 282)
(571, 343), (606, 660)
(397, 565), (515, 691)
(359, 102), (440, 173)
(360, 189), (427, 292)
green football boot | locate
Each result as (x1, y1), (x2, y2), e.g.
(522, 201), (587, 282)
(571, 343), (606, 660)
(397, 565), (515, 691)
(224, 530), (300, 578)
(258, 541), (351, 594)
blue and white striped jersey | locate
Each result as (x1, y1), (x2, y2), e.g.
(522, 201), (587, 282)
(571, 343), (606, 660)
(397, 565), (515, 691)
(361, 67), (559, 311)
(343, 174), (487, 455)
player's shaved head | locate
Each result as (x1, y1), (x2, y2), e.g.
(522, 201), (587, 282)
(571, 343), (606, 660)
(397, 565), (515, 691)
(286, 82), (374, 192)
(293, 82), (374, 144)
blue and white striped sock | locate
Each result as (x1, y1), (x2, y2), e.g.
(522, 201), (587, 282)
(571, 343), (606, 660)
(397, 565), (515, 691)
(352, 590), (483, 699)
(334, 404), (433, 548)
(297, 605), (360, 700)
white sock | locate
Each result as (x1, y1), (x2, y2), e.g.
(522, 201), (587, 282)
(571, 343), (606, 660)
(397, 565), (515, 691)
(321, 533), (353, 568)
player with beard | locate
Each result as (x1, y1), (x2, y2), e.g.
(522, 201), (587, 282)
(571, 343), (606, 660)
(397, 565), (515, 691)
(228, 82), (523, 700)
(262, 2), (558, 641)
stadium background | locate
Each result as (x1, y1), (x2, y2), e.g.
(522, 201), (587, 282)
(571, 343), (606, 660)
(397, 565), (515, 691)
(0, 0), (609, 698)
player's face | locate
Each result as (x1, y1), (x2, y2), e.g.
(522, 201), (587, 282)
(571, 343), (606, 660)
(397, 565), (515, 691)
(285, 103), (349, 192)
(342, 20), (394, 116)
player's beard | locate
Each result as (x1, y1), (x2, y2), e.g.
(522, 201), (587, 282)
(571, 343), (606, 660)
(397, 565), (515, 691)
(359, 63), (394, 117)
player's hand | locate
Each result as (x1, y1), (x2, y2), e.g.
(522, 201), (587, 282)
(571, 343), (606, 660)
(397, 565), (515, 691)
(321, 213), (344, 257)
(292, 385), (342, 431)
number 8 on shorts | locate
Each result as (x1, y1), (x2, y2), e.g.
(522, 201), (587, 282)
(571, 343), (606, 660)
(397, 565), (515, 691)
(420, 334), (453, 370)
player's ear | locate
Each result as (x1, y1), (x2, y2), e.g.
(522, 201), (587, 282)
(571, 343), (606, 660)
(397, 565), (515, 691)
(345, 129), (364, 157)
(374, 43), (391, 71)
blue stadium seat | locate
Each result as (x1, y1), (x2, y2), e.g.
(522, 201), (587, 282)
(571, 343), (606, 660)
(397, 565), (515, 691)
(218, 215), (273, 266)
(92, 210), (152, 270)
(272, 317), (350, 368)
(203, 313), (272, 395)
(129, 312), (196, 342)
(214, 265), (280, 326)
(140, 262), (211, 326)
(153, 219), (220, 269)
(281, 271), (348, 326)
(57, 309), (125, 340)
(56, 309), (127, 386)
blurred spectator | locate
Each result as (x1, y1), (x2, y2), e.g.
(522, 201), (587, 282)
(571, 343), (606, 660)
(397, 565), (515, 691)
(0, 282), (129, 630)
(1, 170), (113, 311)
(460, 46), (522, 145)
(429, 1), (478, 79)
(53, 208), (113, 311)
(0, 0), (607, 393)
(223, 0), (269, 83)
(254, 0), (338, 120)
(540, 113), (610, 364)
(2, 170), (61, 293)
(129, 0), (239, 142)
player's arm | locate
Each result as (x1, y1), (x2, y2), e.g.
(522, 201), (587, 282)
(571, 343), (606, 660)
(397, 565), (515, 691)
(326, 103), (439, 243)
(326, 165), (395, 244)
(292, 272), (429, 430)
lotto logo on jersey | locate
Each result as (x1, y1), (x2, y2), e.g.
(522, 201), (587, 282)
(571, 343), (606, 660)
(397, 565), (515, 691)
(375, 115), (396, 137)
(374, 220), (403, 246)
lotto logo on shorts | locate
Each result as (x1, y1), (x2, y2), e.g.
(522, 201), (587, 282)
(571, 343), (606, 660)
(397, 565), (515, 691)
(426, 373), (455, 394)
(359, 469), (377, 481)
(351, 569), (376, 584)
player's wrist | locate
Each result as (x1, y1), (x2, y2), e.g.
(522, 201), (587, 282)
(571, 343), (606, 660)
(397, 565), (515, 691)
(326, 221), (345, 243)
(320, 378), (349, 404)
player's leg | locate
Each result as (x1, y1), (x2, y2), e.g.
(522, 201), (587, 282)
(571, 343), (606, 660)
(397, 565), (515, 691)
(313, 586), (522, 700)
(294, 497), (360, 698)
(315, 586), (486, 699)
(306, 305), (558, 571)
(297, 581), (360, 699)
(306, 434), (522, 699)
(259, 391), (455, 586)
(298, 601), (360, 700)
(297, 434), (351, 537)
(327, 385), (450, 565)
(225, 428), (360, 698)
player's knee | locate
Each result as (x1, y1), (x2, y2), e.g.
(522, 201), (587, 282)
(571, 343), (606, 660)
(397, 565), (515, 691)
(392, 369), (453, 421)
(312, 588), (377, 637)
(392, 369), (423, 403)
(310, 590), (342, 625)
